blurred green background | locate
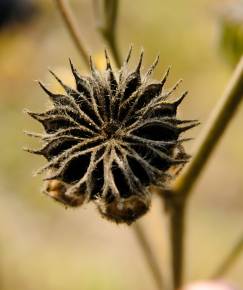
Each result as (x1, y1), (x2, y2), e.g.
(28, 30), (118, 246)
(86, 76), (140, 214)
(0, 0), (242, 289)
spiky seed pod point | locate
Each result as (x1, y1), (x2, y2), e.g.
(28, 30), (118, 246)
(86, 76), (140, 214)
(25, 49), (198, 224)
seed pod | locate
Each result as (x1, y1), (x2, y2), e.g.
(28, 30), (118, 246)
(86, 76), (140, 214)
(25, 48), (198, 224)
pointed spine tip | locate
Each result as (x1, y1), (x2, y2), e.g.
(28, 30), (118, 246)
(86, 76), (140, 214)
(69, 58), (81, 79)
(49, 70), (75, 94)
(23, 108), (30, 115)
(136, 49), (144, 72)
(23, 130), (29, 135)
(178, 122), (200, 133)
(23, 130), (36, 137)
(161, 66), (171, 87)
(23, 147), (42, 154)
(178, 137), (194, 142)
(176, 119), (198, 125)
(167, 79), (183, 96)
(154, 54), (160, 65)
(145, 55), (160, 78)
(152, 55), (160, 68)
(173, 91), (188, 107)
(48, 69), (61, 82)
(172, 158), (189, 165)
(33, 171), (39, 177)
(104, 49), (112, 70)
(23, 109), (38, 119)
(69, 58), (75, 73)
(22, 146), (29, 152)
(38, 81), (54, 97)
(125, 45), (133, 64)
(49, 69), (67, 89)
(68, 57), (73, 67)
(175, 78), (183, 89)
(89, 56), (95, 73)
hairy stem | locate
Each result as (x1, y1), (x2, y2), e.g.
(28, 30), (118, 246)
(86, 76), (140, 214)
(55, 0), (90, 67)
(161, 56), (243, 290)
(212, 234), (243, 278)
(133, 223), (165, 290)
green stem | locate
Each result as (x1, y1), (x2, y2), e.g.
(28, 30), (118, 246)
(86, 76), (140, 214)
(160, 55), (243, 290)
(174, 56), (243, 197)
(55, 0), (90, 67)
(212, 234), (243, 278)
(168, 196), (186, 290)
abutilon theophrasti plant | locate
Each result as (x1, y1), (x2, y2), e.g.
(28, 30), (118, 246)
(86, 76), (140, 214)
(25, 48), (198, 224)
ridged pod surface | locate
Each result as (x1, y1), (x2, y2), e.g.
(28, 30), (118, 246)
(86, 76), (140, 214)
(25, 49), (198, 224)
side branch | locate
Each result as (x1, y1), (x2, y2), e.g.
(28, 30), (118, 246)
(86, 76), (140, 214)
(159, 56), (243, 290)
(174, 56), (243, 197)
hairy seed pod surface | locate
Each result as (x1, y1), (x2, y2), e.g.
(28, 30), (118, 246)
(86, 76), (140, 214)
(25, 49), (198, 224)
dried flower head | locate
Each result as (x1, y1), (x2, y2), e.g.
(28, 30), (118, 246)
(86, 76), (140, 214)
(25, 48), (198, 224)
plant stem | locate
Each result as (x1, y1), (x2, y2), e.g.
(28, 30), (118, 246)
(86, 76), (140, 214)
(212, 234), (243, 279)
(93, 0), (122, 67)
(173, 56), (243, 198)
(93, 2), (164, 289)
(55, 1), (163, 289)
(133, 223), (165, 290)
(168, 195), (186, 290)
(162, 55), (243, 290)
(55, 0), (90, 67)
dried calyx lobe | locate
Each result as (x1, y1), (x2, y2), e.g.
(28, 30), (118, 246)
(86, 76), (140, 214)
(26, 48), (198, 224)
